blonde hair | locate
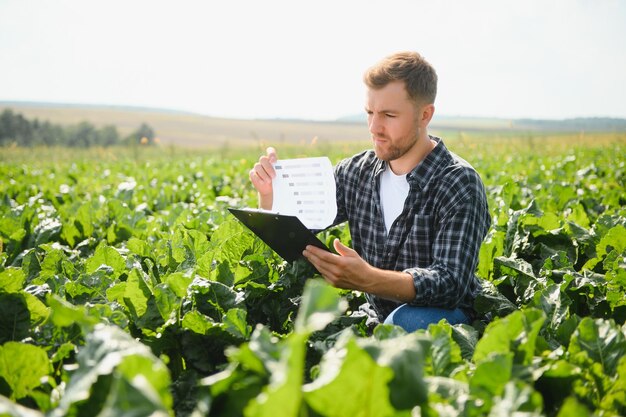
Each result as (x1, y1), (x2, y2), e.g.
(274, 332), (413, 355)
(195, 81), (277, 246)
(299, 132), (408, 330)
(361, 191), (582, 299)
(364, 51), (438, 105)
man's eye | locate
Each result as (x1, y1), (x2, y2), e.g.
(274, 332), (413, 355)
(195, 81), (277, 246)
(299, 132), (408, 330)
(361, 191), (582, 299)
(385, 114), (396, 118)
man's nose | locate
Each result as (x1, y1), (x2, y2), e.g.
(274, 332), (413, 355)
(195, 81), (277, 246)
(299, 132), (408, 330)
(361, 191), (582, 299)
(369, 114), (384, 136)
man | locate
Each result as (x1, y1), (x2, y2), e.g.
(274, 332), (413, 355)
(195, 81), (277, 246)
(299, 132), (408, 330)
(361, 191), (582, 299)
(249, 51), (491, 332)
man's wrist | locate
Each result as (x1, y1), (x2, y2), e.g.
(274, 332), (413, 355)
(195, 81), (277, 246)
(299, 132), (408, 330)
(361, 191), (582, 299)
(369, 268), (416, 303)
(258, 193), (273, 210)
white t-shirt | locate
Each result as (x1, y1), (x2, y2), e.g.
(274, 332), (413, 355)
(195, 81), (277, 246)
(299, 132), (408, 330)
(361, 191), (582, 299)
(379, 166), (410, 234)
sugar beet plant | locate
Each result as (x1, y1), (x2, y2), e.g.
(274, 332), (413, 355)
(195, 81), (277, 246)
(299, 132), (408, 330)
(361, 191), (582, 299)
(0, 139), (625, 416)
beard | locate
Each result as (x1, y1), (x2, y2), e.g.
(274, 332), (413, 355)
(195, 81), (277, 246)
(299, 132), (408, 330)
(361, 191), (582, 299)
(373, 132), (419, 162)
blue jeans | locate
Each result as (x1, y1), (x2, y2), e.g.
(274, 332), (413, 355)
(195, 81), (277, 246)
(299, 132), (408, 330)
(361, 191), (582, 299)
(383, 304), (470, 332)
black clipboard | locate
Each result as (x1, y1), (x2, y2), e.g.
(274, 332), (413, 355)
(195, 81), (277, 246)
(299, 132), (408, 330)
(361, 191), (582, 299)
(228, 208), (330, 263)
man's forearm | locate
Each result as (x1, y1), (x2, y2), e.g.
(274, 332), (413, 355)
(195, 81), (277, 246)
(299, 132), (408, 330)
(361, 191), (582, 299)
(367, 268), (416, 303)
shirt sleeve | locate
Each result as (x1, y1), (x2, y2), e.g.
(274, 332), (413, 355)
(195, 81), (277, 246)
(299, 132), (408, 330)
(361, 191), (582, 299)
(403, 189), (491, 309)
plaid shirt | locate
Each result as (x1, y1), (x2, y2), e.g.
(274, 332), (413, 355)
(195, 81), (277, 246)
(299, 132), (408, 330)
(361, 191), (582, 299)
(332, 136), (491, 321)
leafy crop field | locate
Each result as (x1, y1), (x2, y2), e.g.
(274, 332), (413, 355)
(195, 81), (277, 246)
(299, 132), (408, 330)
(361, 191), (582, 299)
(1, 133), (625, 416)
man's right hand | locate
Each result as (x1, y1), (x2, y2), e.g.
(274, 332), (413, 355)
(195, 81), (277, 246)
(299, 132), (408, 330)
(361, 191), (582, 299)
(249, 146), (277, 210)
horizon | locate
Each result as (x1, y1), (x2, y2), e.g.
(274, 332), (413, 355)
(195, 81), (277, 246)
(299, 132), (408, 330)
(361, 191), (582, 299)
(1, 0), (625, 121)
(3, 100), (626, 124)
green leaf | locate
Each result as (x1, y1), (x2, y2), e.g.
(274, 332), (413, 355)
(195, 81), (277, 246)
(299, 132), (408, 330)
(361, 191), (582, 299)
(530, 284), (571, 335)
(47, 294), (98, 328)
(600, 355), (626, 413)
(245, 333), (307, 417)
(51, 342), (77, 363)
(90, 375), (170, 417)
(233, 254), (273, 285)
(473, 309), (545, 366)
(473, 279), (517, 317)
(0, 342), (50, 400)
(190, 278), (241, 322)
(520, 210), (561, 232)
(469, 352), (513, 399)
(489, 380), (543, 416)
(74, 203), (95, 239)
(60, 221), (80, 248)
(20, 249), (41, 282)
(31, 217), (62, 246)
(533, 358), (583, 411)
(181, 311), (218, 335)
(556, 396), (591, 417)
(113, 355), (173, 413)
(568, 317), (626, 376)
(504, 199), (542, 257)
(372, 324), (407, 340)
(121, 268), (152, 318)
(243, 280), (348, 416)
(294, 279), (347, 333)
(500, 181), (521, 211)
(565, 203), (591, 229)
(208, 218), (261, 264)
(359, 332), (429, 409)
(22, 292), (49, 326)
(153, 283), (178, 321)
(53, 324), (172, 416)
(425, 376), (469, 414)
(38, 246), (76, 283)
(198, 326), (275, 416)
(126, 237), (151, 258)
(163, 272), (193, 298)
(85, 244), (126, 279)
(427, 322), (464, 377)
(494, 256), (544, 303)
(450, 324), (479, 361)
(170, 229), (194, 266)
(584, 225), (626, 271)
(186, 229), (210, 261)
(561, 271), (607, 317)
(303, 337), (396, 417)
(0, 268), (25, 294)
(555, 315), (581, 348)
(223, 308), (252, 340)
(199, 259), (234, 286)
(477, 229), (505, 279)
(0, 293), (30, 344)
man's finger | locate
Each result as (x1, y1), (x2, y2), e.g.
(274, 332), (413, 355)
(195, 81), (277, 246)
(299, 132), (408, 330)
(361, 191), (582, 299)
(249, 168), (268, 187)
(304, 248), (346, 278)
(253, 160), (274, 182)
(266, 146), (277, 163)
(249, 168), (260, 183)
(305, 245), (341, 263)
(306, 256), (339, 285)
(333, 239), (357, 257)
(258, 156), (276, 179)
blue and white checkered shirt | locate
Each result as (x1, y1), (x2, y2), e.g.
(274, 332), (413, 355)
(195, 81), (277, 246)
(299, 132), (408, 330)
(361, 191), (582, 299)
(332, 136), (491, 321)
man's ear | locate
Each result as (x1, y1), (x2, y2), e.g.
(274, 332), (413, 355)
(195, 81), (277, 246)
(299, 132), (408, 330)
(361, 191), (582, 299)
(418, 104), (435, 128)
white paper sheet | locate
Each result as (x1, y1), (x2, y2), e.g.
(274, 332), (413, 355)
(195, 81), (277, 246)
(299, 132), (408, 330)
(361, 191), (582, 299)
(271, 157), (337, 229)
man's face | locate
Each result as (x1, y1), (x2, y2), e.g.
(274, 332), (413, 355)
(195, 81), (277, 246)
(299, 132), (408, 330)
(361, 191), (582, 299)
(365, 80), (420, 163)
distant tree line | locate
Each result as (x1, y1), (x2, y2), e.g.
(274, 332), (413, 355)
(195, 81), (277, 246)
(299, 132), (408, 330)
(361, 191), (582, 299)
(0, 109), (158, 147)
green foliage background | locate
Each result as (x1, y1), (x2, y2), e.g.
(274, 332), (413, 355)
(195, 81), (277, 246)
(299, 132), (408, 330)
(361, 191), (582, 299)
(0, 133), (625, 416)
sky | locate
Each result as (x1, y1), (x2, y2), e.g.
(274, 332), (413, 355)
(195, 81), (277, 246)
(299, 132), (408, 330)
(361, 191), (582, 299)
(1, 0), (625, 121)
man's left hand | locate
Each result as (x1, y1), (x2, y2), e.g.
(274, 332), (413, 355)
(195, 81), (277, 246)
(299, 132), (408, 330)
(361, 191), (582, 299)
(303, 239), (376, 292)
(303, 239), (417, 303)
